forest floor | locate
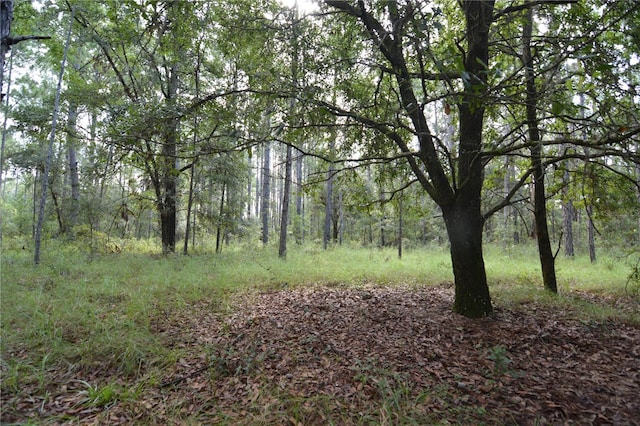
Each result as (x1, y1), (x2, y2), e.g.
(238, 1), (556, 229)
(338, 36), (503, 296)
(2, 283), (639, 425)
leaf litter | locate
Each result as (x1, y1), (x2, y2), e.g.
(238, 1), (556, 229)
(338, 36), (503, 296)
(2, 284), (639, 424)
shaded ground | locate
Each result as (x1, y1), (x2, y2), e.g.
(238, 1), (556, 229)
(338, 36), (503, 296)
(2, 284), (639, 425)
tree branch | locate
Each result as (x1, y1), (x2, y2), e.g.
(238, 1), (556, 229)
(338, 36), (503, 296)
(3, 35), (51, 46)
(493, 0), (578, 21)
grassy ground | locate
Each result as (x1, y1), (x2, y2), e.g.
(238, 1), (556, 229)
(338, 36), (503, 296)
(1, 239), (638, 424)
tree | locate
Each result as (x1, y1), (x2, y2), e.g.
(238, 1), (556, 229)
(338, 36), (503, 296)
(322, 0), (495, 317)
(523, 1), (557, 293)
(72, 0), (232, 253)
(1, 0), (50, 96)
(34, 5), (74, 264)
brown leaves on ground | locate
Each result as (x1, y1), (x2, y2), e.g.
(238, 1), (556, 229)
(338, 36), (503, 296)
(2, 284), (639, 425)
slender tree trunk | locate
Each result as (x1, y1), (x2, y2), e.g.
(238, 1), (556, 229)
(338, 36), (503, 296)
(183, 162), (196, 255)
(524, 3), (557, 293)
(563, 202), (574, 257)
(216, 180), (226, 254)
(184, 46), (202, 255)
(562, 166), (574, 257)
(261, 139), (271, 245)
(323, 150), (334, 250)
(280, 6), (299, 257)
(503, 156), (511, 245)
(67, 102), (80, 234)
(586, 205), (596, 262)
(0, 48), (12, 245)
(398, 192), (403, 259)
(34, 7), (74, 264)
(295, 152), (303, 243)
(636, 163), (640, 244)
(332, 193), (339, 243)
(50, 185), (65, 234)
(247, 151), (252, 218)
(279, 143), (292, 258)
(338, 190), (344, 245)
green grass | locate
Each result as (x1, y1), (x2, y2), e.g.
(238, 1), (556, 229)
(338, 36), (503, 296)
(1, 241), (635, 367)
(1, 239), (637, 423)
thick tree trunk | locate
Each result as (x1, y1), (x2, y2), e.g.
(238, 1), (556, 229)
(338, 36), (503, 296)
(160, 66), (179, 254)
(443, 204), (492, 318)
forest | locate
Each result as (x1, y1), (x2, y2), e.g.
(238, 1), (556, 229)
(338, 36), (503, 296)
(1, 0), (639, 424)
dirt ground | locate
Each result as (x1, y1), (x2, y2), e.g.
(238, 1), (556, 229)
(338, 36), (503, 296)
(3, 284), (639, 425)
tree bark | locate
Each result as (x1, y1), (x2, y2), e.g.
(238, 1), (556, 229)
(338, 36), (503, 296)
(183, 162), (195, 255)
(279, 143), (293, 258)
(323, 138), (335, 250)
(562, 165), (574, 257)
(159, 66), (179, 254)
(295, 152), (303, 243)
(261, 139), (271, 245)
(397, 192), (403, 259)
(66, 102), (80, 234)
(523, 1), (557, 292)
(0, 46), (12, 244)
(443, 203), (492, 318)
(216, 179), (226, 254)
(586, 204), (596, 262)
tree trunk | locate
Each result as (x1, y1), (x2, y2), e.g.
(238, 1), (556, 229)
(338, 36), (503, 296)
(586, 205), (596, 262)
(443, 203), (492, 318)
(183, 162), (195, 255)
(159, 66), (179, 254)
(338, 190), (344, 245)
(261, 139), (271, 245)
(67, 102), (80, 233)
(247, 151), (252, 218)
(295, 151), (303, 243)
(34, 7), (74, 264)
(523, 1), (557, 293)
(279, 143), (293, 258)
(562, 166), (574, 257)
(397, 193), (403, 259)
(0, 46), (12, 245)
(637, 163), (640, 244)
(216, 180), (226, 254)
(323, 138), (335, 250)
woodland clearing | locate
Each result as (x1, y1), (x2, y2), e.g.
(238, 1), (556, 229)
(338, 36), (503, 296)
(2, 279), (639, 425)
